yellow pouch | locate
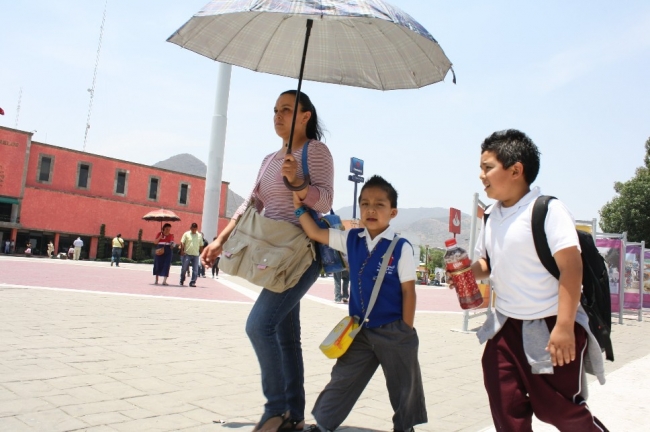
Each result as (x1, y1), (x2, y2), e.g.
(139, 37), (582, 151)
(319, 316), (360, 359)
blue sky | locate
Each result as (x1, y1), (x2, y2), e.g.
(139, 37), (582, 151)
(2, 0), (649, 229)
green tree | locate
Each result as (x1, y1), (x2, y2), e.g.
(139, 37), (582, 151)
(419, 246), (445, 274)
(429, 249), (445, 273)
(599, 137), (650, 243)
(97, 224), (106, 260)
(135, 229), (144, 261)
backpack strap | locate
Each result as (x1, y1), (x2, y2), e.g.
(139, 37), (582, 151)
(531, 195), (560, 279)
(483, 210), (491, 271)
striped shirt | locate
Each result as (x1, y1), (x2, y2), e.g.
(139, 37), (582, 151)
(233, 140), (334, 226)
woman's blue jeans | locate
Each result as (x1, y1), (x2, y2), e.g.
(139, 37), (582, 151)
(246, 258), (321, 423)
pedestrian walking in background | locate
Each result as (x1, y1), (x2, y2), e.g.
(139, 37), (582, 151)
(201, 90), (333, 430)
(179, 223), (203, 287)
(111, 234), (124, 267)
(153, 223), (174, 285)
(24, 242), (32, 256)
(469, 129), (608, 431)
(4, 240), (9, 254)
(47, 241), (54, 258)
(333, 269), (349, 303)
(67, 245), (74, 259)
(198, 233), (209, 278)
(73, 237), (83, 260)
(211, 237), (221, 279)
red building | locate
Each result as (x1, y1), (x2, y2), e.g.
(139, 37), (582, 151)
(0, 126), (230, 259)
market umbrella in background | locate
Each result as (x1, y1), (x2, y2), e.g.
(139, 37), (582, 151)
(167, 0), (454, 189)
(142, 209), (182, 231)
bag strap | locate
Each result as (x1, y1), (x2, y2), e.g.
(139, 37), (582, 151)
(350, 235), (401, 336)
(531, 195), (560, 279)
(482, 206), (491, 271)
(301, 140), (335, 217)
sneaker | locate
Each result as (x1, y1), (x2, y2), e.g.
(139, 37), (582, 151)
(189, 282), (196, 287)
(342, 298), (349, 303)
(180, 282), (184, 286)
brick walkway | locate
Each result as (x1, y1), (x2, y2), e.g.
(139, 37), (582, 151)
(1, 256), (648, 431)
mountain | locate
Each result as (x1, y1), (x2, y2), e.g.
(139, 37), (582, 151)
(153, 153), (207, 177)
(335, 205), (473, 250)
(152, 153), (245, 218)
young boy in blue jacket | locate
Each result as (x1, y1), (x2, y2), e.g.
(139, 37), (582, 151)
(293, 175), (427, 432)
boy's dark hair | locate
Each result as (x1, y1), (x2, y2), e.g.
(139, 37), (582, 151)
(481, 129), (541, 185)
(359, 175), (398, 208)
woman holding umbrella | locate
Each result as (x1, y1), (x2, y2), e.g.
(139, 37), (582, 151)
(153, 223), (175, 285)
(202, 90), (333, 431)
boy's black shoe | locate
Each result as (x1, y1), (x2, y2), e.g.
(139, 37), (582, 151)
(179, 281), (184, 286)
(189, 282), (196, 287)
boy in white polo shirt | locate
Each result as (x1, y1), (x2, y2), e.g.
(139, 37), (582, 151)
(469, 130), (607, 431)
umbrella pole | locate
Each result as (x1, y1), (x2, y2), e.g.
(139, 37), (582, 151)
(283, 19), (313, 192)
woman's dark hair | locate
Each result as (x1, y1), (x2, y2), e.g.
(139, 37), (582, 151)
(162, 223), (171, 230)
(359, 175), (398, 208)
(280, 90), (323, 141)
(480, 129), (541, 185)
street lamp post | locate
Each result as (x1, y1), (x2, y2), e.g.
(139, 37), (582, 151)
(349, 157), (365, 220)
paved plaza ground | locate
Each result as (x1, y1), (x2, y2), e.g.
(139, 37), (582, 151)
(1, 255), (649, 431)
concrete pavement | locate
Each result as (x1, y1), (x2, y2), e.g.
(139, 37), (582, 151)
(1, 255), (649, 431)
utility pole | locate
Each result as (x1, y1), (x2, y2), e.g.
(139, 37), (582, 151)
(83, 0), (108, 151)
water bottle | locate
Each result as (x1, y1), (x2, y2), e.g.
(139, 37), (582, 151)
(444, 239), (483, 310)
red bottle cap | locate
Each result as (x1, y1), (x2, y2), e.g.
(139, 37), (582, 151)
(444, 239), (457, 248)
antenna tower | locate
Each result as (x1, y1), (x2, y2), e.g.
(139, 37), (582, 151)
(83, 0), (108, 152)
(15, 87), (22, 128)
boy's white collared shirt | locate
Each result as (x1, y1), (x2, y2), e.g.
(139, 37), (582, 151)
(328, 226), (416, 283)
(476, 187), (581, 319)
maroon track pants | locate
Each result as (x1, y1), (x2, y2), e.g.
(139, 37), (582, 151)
(482, 317), (608, 432)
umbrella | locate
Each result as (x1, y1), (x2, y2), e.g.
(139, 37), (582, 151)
(167, 0), (454, 188)
(142, 209), (181, 230)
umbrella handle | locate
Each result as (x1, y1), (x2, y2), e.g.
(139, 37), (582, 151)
(283, 174), (310, 191)
(283, 19), (313, 192)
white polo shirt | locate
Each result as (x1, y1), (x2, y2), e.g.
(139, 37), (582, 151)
(475, 187), (580, 319)
(328, 226), (416, 283)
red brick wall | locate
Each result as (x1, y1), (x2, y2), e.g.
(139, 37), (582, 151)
(20, 187), (204, 242)
(26, 142), (206, 213)
(0, 127), (30, 198)
(0, 129), (234, 258)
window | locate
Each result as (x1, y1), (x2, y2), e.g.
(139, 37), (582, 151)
(148, 176), (160, 201)
(178, 183), (190, 205)
(37, 154), (54, 183)
(114, 170), (128, 196)
(77, 162), (91, 189)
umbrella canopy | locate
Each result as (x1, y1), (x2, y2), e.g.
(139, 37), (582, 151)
(142, 209), (181, 222)
(167, 0), (454, 91)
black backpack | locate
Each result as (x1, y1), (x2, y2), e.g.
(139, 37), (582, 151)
(483, 196), (614, 361)
(531, 196), (614, 361)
